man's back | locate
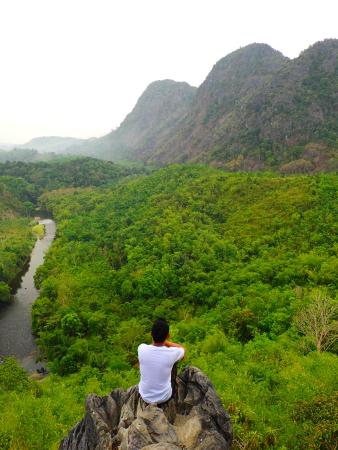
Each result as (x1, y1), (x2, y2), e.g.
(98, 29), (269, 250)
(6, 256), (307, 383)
(138, 343), (184, 404)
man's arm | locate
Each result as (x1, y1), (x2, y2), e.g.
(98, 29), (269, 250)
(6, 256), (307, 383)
(164, 341), (184, 349)
(164, 340), (186, 360)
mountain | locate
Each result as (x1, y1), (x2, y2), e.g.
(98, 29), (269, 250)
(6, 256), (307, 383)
(151, 43), (288, 165)
(148, 40), (338, 170)
(69, 40), (337, 171)
(21, 136), (85, 153)
(215, 39), (338, 170)
(65, 80), (197, 160)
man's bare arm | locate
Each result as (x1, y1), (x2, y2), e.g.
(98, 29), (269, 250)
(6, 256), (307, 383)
(164, 340), (184, 349)
(164, 340), (186, 359)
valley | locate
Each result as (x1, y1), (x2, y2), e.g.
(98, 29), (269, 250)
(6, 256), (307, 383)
(0, 159), (336, 449)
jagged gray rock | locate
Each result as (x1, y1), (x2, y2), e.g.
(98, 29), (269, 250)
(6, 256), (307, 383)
(59, 366), (232, 450)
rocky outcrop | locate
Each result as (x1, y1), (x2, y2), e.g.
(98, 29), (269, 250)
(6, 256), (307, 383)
(59, 366), (232, 450)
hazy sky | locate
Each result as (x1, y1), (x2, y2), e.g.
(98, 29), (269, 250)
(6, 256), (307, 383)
(0, 0), (337, 144)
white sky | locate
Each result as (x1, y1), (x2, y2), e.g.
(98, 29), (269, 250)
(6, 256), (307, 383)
(0, 0), (337, 144)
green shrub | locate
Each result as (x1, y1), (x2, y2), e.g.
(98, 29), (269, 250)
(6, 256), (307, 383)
(0, 282), (11, 303)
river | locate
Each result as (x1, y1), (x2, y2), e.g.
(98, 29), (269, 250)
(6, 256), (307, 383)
(0, 219), (56, 372)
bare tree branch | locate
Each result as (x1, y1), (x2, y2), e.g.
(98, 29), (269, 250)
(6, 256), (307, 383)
(294, 291), (338, 353)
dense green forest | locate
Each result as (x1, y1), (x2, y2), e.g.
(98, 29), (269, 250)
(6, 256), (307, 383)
(0, 157), (146, 200)
(0, 164), (337, 449)
(0, 157), (144, 302)
(0, 176), (36, 302)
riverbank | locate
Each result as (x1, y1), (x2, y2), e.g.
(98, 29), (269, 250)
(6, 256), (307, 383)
(4, 220), (46, 297)
(0, 217), (36, 304)
(0, 219), (56, 372)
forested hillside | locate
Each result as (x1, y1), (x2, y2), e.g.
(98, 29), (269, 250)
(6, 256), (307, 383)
(0, 176), (35, 217)
(0, 166), (332, 448)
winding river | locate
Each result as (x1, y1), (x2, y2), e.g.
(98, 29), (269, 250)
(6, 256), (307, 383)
(0, 219), (56, 372)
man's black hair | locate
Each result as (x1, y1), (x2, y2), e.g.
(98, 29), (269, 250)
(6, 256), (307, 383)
(151, 318), (169, 343)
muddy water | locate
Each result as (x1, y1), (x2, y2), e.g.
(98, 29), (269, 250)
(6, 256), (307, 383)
(0, 219), (56, 371)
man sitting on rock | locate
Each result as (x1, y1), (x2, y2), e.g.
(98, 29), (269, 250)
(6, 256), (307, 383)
(138, 318), (185, 405)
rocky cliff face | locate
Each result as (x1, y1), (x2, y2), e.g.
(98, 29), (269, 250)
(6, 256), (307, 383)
(59, 366), (232, 450)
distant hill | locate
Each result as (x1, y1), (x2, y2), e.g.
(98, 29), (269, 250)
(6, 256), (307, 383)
(0, 147), (62, 162)
(0, 148), (41, 162)
(21, 136), (85, 153)
(69, 39), (337, 172)
(0, 142), (16, 151)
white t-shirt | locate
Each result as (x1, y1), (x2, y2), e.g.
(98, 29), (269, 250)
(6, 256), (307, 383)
(138, 343), (185, 404)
